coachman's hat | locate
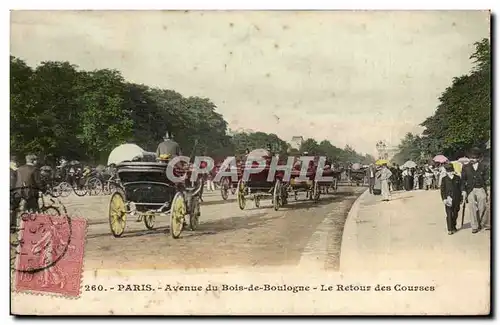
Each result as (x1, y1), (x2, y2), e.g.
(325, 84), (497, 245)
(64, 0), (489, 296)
(469, 147), (482, 159)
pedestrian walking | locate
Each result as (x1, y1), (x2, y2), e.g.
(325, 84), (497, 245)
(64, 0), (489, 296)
(402, 167), (409, 191)
(11, 154), (42, 232)
(432, 166), (439, 189)
(206, 172), (215, 192)
(440, 164), (462, 235)
(461, 147), (490, 233)
(438, 163), (446, 188)
(10, 157), (17, 189)
(378, 163), (392, 201)
(413, 167), (420, 190)
(424, 165), (434, 190)
(394, 164), (403, 190)
(366, 164), (376, 194)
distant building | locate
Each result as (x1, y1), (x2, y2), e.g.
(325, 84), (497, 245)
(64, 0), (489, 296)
(375, 140), (398, 161)
(289, 136), (304, 150)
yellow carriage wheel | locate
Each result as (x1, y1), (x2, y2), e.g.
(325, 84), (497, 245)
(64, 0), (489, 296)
(108, 191), (127, 237)
(170, 192), (186, 239)
(237, 180), (246, 210)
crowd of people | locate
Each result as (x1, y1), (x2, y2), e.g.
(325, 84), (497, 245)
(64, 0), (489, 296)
(11, 127), (490, 238)
(363, 147), (490, 236)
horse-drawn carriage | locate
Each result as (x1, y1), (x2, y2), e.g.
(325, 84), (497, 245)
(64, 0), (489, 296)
(219, 160), (241, 200)
(236, 150), (287, 211)
(286, 157), (339, 201)
(348, 163), (367, 186)
(107, 151), (203, 239)
(322, 168), (342, 193)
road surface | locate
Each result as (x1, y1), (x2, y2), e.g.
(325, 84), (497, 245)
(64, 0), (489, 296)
(57, 185), (365, 270)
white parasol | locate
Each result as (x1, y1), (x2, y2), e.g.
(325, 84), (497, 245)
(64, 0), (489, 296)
(457, 157), (470, 164)
(107, 143), (145, 166)
(402, 160), (417, 169)
(351, 163), (362, 170)
(247, 148), (271, 158)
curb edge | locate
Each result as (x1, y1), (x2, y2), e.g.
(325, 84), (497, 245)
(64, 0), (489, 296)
(338, 188), (370, 272)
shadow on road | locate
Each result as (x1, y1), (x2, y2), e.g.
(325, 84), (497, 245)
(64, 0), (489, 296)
(282, 191), (358, 211)
(201, 198), (237, 206)
(85, 189), (362, 240)
(87, 226), (169, 239)
(461, 222), (472, 230)
(195, 212), (270, 233)
(86, 212), (272, 239)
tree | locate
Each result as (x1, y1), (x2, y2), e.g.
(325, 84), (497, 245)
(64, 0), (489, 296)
(124, 83), (165, 152)
(75, 69), (134, 162)
(392, 132), (425, 165)
(10, 56), (374, 166)
(11, 60), (83, 160)
(300, 138), (319, 154)
(10, 56), (35, 160)
(396, 38), (491, 161)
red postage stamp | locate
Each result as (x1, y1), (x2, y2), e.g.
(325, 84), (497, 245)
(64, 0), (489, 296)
(13, 213), (87, 297)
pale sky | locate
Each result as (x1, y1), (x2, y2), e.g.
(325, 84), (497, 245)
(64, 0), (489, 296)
(10, 10), (490, 155)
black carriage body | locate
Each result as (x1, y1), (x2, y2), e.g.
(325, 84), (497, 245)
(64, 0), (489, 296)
(240, 161), (282, 193)
(350, 169), (366, 181)
(116, 162), (179, 212)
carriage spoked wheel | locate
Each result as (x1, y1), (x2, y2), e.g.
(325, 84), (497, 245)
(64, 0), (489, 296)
(143, 213), (155, 230)
(103, 181), (118, 195)
(237, 180), (247, 210)
(254, 195), (260, 208)
(312, 181), (321, 201)
(58, 182), (72, 198)
(188, 195), (201, 231)
(50, 184), (62, 198)
(108, 190), (127, 238)
(273, 179), (283, 211)
(332, 178), (338, 191)
(73, 181), (88, 197)
(170, 192), (186, 239)
(282, 187), (288, 205)
(86, 177), (103, 196)
(220, 177), (229, 201)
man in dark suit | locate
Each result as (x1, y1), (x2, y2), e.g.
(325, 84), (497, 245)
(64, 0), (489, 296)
(10, 156), (17, 190)
(366, 164), (376, 194)
(461, 147), (489, 233)
(11, 154), (42, 232)
(441, 164), (462, 235)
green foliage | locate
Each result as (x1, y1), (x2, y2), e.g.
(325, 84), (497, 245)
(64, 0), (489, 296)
(230, 131), (288, 156)
(298, 138), (374, 164)
(10, 56), (371, 165)
(395, 38), (491, 162)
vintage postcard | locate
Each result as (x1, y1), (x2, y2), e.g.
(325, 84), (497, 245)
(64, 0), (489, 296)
(9, 10), (491, 315)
